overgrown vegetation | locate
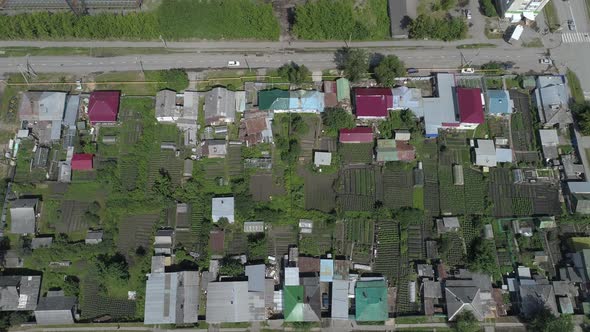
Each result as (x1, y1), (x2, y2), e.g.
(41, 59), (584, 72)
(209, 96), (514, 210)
(480, 0), (498, 17)
(374, 55), (406, 87)
(567, 69), (585, 104)
(293, 0), (390, 40)
(572, 102), (590, 135)
(322, 107), (355, 137)
(408, 15), (467, 41)
(277, 62), (311, 85)
(0, 0), (280, 40)
(339, 48), (369, 82)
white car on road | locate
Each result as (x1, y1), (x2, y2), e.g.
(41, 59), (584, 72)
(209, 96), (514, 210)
(461, 67), (475, 74)
(227, 60), (240, 67)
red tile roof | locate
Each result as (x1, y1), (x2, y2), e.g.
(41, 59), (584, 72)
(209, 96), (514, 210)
(339, 127), (374, 143)
(71, 153), (93, 170)
(88, 91), (120, 124)
(354, 88), (393, 118)
(396, 141), (416, 161)
(457, 88), (484, 124)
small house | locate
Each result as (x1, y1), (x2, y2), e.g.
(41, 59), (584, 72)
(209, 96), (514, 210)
(212, 197), (235, 223)
(354, 88), (393, 119)
(31, 237), (53, 250)
(85, 230), (103, 244)
(313, 151), (332, 167)
(539, 129), (559, 160)
(437, 217), (461, 234)
(299, 219), (313, 234)
(34, 291), (77, 325)
(339, 127), (374, 144)
(88, 91), (120, 125)
(394, 130), (411, 141)
(243, 221), (264, 233)
(568, 182), (590, 214)
(534, 75), (572, 128)
(487, 90), (513, 115)
(154, 229), (174, 255)
(71, 154), (93, 170)
(336, 78), (351, 102)
(475, 140), (496, 167)
(205, 140), (227, 158)
(9, 198), (38, 235)
(457, 88), (484, 130)
(0, 275), (41, 311)
(355, 279), (388, 322)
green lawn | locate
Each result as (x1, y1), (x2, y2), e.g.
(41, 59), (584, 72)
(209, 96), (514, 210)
(543, 0), (560, 32)
(567, 69), (585, 104)
(413, 187), (424, 210)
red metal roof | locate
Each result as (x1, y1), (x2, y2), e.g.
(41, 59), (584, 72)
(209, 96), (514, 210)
(457, 88), (484, 124)
(88, 91), (120, 124)
(354, 88), (393, 118)
(396, 141), (416, 161)
(71, 153), (93, 170)
(339, 127), (374, 143)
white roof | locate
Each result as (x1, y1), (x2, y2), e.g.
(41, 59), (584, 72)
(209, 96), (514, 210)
(314, 151), (332, 166)
(496, 148), (513, 163)
(395, 130), (411, 141)
(285, 267), (300, 286)
(568, 181), (590, 194)
(511, 25), (524, 40)
(443, 217), (460, 228)
(539, 129), (559, 146)
(518, 266), (532, 279)
(475, 140), (496, 167)
(212, 197), (235, 223)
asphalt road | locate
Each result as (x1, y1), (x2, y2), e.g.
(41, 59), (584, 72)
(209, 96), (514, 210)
(0, 47), (551, 76)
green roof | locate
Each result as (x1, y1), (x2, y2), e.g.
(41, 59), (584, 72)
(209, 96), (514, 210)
(355, 280), (388, 321)
(258, 89), (289, 111)
(336, 78), (350, 102)
(283, 286), (304, 322)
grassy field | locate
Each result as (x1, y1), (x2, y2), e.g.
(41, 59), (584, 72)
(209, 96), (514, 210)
(567, 68), (585, 104)
(543, 0), (560, 32)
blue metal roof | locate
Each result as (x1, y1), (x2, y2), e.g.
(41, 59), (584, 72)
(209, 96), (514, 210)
(488, 90), (512, 114)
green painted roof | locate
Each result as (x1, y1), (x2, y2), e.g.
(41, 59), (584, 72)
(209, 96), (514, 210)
(258, 89), (289, 111)
(283, 286), (304, 322)
(355, 280), (388, 321)
(336, 78), (350, 102)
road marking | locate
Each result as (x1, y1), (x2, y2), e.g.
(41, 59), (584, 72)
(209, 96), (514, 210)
(562, 32), (590, 43)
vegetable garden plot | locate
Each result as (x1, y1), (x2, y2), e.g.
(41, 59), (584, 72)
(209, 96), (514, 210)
(339, 143), (374, 164)
(304, 170), (337, 212)
(56, 200), (91, 233)
(382, 166), (414, 209)
(374, 221), (400, 282)
(117, 214), (159, 265)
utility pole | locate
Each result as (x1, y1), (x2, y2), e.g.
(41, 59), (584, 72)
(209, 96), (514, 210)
(25, 55), (37, 79)
(17, 65), (30, 86)
(159, 35), (168, 48)
(137, 56), (145, 75)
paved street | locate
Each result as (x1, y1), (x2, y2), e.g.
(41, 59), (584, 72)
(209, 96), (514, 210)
(0, 46), (551, 77)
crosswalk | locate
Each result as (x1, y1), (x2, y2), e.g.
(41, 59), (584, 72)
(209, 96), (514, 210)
(562, 32), (590, 43)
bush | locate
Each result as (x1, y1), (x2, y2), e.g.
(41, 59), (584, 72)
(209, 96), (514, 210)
(408, 15), (467, 41)
(573, 102), (590, 135)
(322, 107), (355, 137)
(152, 69), (189, 91)
(480, 0), (498, 17)
(341, 48), (369, 82)
(277, 63), (311, 84)
(374, 55), (406, 86)
(293, 0), (390, 40)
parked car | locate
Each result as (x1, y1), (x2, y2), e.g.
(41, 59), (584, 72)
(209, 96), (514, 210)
(227, 60), (240, 67)
(539, 58), (552, 65)
(461, 67), (475, 74)
(465, 9), (472, 20)
(407, 68), (419, 74)
(568, 20), (576, 31)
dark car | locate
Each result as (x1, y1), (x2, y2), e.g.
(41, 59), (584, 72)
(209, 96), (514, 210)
(407, 68), (419, 74)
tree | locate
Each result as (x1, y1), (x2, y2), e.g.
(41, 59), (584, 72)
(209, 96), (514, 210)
(454, 311), (480, 332)
(341, 48), (369, 82)
(573, 102), (590, 136)
(528, 306), (574, 332)
(408, 15), (467, 41)
(322, 107), (355, 136)
(466, 239), (497, 277)
(480, 0), (498, 17)
(219, 257), (244, 277)
(277, 62), (311, 84)
(156, 69), (189, 91)
(374, 55), (406, 86)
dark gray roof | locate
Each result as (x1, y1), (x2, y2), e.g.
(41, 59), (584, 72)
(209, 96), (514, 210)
(10, 198), (38, 234)
(63, 95), (80, 128)
(519, 283), (558, 317)
(36, 296), (76, 311)
(144, 271), (200, 325)
(31, 237), (53, 249)
(206, 280), (266, 323)
(0, 275), (41, 311)
(204, 87), (237, 125)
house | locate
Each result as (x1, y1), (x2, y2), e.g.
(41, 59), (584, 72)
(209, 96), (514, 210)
(539, 129), (559, 160)
(568, 182), (590, 214)
(336, 78), (351, 103)
(339, 127), (374, 144)
(204, 87), (239, 125)
(534, 76), (572, 128)
(1, 250), (23, 268)
(388, 0), (416, 38)
(154, 229), (174, 255)
(376, 139), (416, 162)
(239, 110), (273, 146)
(314, 151), (332, 167)
(85, 230), (103, 244)
(71, 153), (93, 170)
(88, 91), (120, 124)
(423, 280), (443, 316)
(206, 280), (266, 323)
(487, 90), (513, 115)
(496, 148), (513, 163)
(34, 291), (76, 325)
(283, 278), (321, 322)
(298, 257), (320, 273)
(423, 74), (458, 137)
(562, 155), (585, 180)
(475, 140), (496, 167)
(58, 162), (71, 183)
(437, 217), (461, 234)
(0, 275), (41, 311)
(243, 221), (264, 233)
(444, 270), (496, 321)
(212, 197), (235, 223)
(18, 91), (67, 144)
(354, 88), (393, 119)
(204, 140), (227, 158)
(495, 0), (551, 22)
(298, 219), (313, 234)
(355, 279), (388, 322)
(144, 271), (199, 324)
(519, 282), (558, 318)
(457, 88), (484, 130)
(392, 87), (423, 115)
(285, 267), (300, 286)
(331, 280), (350, 319)
(155, 89), (181, 122)
(9, 198), (38, 235)
(258, 89), (324, 113)
(63, 95), (80, 147)
(31, 237), (53, 249)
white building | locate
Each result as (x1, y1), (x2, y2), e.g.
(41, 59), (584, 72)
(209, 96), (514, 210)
(212, 197), (235, 223)
(496, 0), (551, 22)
